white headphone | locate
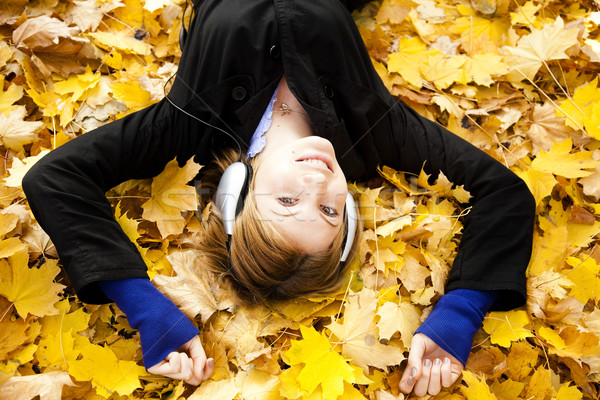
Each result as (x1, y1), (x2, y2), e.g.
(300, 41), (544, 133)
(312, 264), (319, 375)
(213, 161), (358, 263)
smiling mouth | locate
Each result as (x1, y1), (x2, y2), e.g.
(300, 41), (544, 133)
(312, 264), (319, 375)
(296, 156), (333, 172)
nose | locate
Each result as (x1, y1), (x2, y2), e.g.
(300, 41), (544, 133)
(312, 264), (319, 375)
(301, 171), (327, 188)
(300, 172), (328, 220)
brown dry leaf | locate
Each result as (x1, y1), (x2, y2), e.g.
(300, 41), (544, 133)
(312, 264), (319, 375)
(0, 107), (43, 152)
(0, 371), (76, 400)
(502, 17), (580, 81)
(153, 250), (237, 323)
(327, 289), (406, 371)
(64, 0), (124, 32)
(12, 15), (85, 54)
(376, 297), (421, 349)
(528, 103), (580, 155)
(506, 341), (540, 381)
(3, 0), (600, 398)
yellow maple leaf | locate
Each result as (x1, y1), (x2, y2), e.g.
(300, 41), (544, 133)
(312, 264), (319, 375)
(25, 88), (74, 126)
(564, 256), (600, 303)
(0, 250), (64, 318)
(510, 1), (543, 27)
(538, 326), (567, 350)
(235, 369), (281, 400)
(4, 150), (50, 188)
(0, 316), (39, 360)
(35, 330), (80, 369)
(141, 157), (201, 237)
(0, 106), (42, 152)
(553, 326), (600, 358)
(399, 251), (430, 292)
(387, 37), (430, 88)
(88, 31), (152, 55)
(0, 237), (28, 258)
(482, 310), (533, 347)
(422, 249), (450, 294)
(557, 77), (600, 137)
(567, 218), (600, 249)
(282, 324), (362, 400)
(526, 213), (568, 276)
(0, 41), (12, 71)
(327, 289), (405, 371)
(506, 340), (540, 381)
(514, 167), (556, 205)
(556, 382), (583, 400)
(112, 80), (153, 111)
(0, 213), (18, 240)
(463, 53), (509, 87)
(451, 7), (511, 54)
(376, 297), (421, 348)
(422, 53), (468, 90)
(39, 300), (90, 338)
(524, 366), (553, 400)
(460, 370), (498, 400)
(375, 215), (412, 237)
(502, 16), (579, 81)
(530, 138), (598, 178)
(53, 64), (101, 102)
(0, 76), (23, 115)
(490, 378), (525, 400)
(188, 378), (238, 400)
(68, 342), (146, 397)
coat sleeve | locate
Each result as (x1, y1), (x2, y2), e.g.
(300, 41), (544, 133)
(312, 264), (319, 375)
(384, 100), (535, 311)
(22, 99), (212, 304)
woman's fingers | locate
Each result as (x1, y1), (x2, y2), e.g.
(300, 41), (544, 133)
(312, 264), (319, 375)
(179, 352), (194, 382)
(186, 336), (213, 382)
(427, 358), (443, 395)
(204, 358), (215, 382)
(441, 357), (454, 387)
(146, 336), (214, 386)
(148, 352), (181, 376)
(413, 359), (432, 397)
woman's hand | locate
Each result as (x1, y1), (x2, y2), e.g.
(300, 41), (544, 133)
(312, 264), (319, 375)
(147, 335), (214, 386)
(399, 333), (463, 396)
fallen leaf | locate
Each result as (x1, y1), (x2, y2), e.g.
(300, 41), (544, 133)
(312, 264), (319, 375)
(0, 371), (76, 400)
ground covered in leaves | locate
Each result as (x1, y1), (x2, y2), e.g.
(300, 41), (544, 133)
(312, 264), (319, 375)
(1, 0), (600, 399)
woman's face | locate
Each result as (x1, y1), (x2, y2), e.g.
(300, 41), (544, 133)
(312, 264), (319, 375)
(253, 135), (348, 253)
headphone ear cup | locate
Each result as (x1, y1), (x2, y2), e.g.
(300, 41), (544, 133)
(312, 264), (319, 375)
(214, 162), (251, 236)
(236, 163), (253, 215)
(340, 192), (358, 263)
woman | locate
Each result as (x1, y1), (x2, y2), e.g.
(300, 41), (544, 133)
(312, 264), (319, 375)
(22, 0), (535, 396)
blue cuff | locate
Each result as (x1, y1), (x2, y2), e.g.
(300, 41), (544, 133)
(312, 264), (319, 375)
(98, 278), (200, 368)
(414, 289), (498, 365)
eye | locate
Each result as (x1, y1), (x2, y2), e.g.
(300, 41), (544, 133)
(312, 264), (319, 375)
(321, 205), (338, 217)
(277, 197), (298, 206)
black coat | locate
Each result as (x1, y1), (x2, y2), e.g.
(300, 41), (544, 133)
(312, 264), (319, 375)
(23, 0), (535, 309)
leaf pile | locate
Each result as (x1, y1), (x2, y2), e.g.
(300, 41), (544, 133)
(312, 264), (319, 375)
(1, 0), (600, 399)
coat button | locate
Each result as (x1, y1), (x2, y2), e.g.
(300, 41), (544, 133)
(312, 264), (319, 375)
(231, 86), (247, 101)
(324, 85), (334, 99)
(269, 44), (281, 59)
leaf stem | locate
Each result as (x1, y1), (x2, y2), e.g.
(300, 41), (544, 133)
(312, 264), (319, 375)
(0, 302), (14, 321)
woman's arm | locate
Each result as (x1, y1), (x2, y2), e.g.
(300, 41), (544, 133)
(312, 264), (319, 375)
(386, 100), (535, 309)
(22, 99), (215, 379)
(22, 99), (212, 303)
(99, 278), (213, 384)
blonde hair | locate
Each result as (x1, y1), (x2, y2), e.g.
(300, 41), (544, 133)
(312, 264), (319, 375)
(195, 149), (359, 305)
